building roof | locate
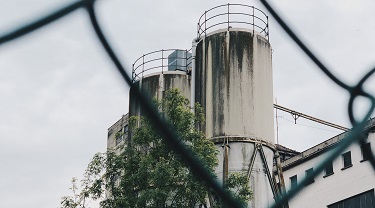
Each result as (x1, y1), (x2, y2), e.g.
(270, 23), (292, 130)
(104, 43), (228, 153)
(281, 118), (375, 171)
(108, 113), (129, 135)
(276, 144), (300, 155)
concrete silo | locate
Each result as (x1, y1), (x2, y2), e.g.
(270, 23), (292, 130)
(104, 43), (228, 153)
(194, 4), (276, 207)
(129, 49), (192, 118)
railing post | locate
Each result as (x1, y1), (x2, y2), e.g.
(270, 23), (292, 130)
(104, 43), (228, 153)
(267, 16), (269, 41)
(191, 40), (197, 113)
(185, 49), (188, 71)
(132, 63), (134, 82)
(252, 6), (255, 33)
(161, 49), (164, 74)
(204, 11), (207, 37)
(197, 23), (200, 39)
(142, 54), (145, 79)
(227, 3), (230, 30)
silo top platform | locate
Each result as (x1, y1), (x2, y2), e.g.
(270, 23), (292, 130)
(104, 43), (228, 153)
(132, 49), (192, 82)
(196, 4), (269, 41)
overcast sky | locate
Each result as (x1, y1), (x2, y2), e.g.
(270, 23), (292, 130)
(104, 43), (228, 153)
(1, 0), (375, 207)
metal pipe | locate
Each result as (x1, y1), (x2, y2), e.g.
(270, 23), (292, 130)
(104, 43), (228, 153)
(223, 141), (229, 186)
(246, 144), (258, 178)
(274, 151), (289, 208)
(259, 145), (278, 198)
(274, 104), (350, 131)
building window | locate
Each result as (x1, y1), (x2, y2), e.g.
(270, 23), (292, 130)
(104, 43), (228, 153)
(115, 125), (128, 145)
(124, 124), (129, 135)
(323, 161), (334, 177)
(115, 129), (123, 145)
(304, 168), (315, 185)
(361, 142), (372, 162)
(290, 175), (297, 189)
(341, 151), (352, 170)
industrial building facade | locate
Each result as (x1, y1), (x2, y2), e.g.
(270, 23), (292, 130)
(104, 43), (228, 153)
(107, 115), (375, 208)
(282, 122), (375, 208)
(106, 3), (374, 208)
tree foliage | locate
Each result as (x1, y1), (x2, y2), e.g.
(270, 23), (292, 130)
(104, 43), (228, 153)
(61, 89), (252, 208)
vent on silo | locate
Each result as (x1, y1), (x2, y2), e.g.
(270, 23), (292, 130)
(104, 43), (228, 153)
(168, 50), (192, 72)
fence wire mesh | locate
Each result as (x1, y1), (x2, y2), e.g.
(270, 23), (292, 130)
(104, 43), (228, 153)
(1, 1), (374, 208)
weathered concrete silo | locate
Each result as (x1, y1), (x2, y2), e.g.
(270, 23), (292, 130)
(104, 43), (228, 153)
(194, 4), (276, 207)
(129, 49), (192, 118)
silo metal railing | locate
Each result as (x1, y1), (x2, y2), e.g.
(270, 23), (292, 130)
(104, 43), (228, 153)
(197, 4), (269, 40)
(132, 48), (192, 82)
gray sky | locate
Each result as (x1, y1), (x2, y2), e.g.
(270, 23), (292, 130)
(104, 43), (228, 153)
(0, 0), (375, 207)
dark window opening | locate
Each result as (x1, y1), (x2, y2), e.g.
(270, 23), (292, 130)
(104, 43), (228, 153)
(304, 168), (315, 185)
(324, 162), (334, 177)
(124, 124), (129, 134)
(290, 175), (297, 189)
(361, 142), (372, 162)
(342, 151), (352, 170)
(115, 125), (128, 146)
(115, 129), (123, 145)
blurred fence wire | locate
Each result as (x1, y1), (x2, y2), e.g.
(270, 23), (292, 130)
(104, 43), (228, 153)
(0, 0), (374, 207)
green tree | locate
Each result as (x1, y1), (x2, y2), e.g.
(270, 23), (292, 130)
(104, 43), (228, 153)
(61, 89), (251, 208)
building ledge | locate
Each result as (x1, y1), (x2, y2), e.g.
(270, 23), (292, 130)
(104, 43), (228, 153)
(341, 164), (353, 171)
(323, 172), (334, 178)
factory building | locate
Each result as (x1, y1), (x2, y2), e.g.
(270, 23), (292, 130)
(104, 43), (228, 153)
(106, 3), (374, 208)
(282, 120), (375, 208)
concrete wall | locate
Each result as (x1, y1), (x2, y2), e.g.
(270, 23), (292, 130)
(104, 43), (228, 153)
(107, 114), (129, 150)
(283, 132), (375, 208)
(129, 71), (191, 118)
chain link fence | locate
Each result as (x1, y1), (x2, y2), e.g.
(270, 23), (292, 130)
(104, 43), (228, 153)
(1, 1), (374, 207)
